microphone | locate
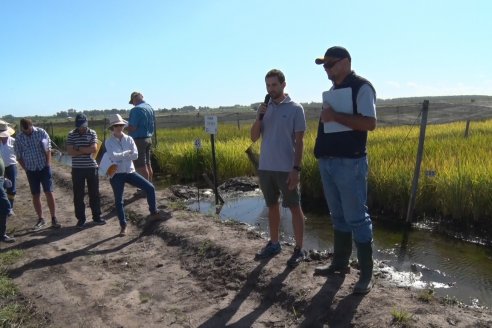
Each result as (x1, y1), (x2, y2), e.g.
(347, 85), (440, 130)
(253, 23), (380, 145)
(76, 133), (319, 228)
(259, 94), (271, 120)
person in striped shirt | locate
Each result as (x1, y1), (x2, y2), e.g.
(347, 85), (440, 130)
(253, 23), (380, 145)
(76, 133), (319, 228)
(66, 114), (105, 228)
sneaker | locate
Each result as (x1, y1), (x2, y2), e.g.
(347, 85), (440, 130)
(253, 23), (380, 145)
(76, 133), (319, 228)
(0, 235), (16, 243)
(287, 246), (306, 268)
(150, 210), (161, 218)
(119, 225), (127, 236)
(33, 218), (46, 231)
(51, 217), (62, 229)
(93, 218), (106, 225)
(255, 241), (281, 259)
(75, 220), (86, 229)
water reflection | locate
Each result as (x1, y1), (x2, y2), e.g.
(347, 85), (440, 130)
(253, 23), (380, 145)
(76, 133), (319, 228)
(189, 193), (492, 308)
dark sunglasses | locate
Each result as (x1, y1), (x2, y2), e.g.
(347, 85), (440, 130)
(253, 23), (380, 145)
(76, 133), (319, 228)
(323, 58), (344, 69)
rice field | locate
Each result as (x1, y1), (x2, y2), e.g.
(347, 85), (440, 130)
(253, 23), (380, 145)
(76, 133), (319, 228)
(152, 119), (492, 226)
(47, 116), (492, 227)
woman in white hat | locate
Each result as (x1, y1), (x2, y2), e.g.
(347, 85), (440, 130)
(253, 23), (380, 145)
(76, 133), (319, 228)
(0, 121), (17, 215)
(104, 114), (159, 236)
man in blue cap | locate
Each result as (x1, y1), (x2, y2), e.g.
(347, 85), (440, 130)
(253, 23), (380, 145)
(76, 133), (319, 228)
(66, 113), (105, 228)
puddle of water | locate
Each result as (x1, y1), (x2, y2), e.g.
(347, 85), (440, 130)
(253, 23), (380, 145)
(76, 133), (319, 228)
(189, 193), (492, 308)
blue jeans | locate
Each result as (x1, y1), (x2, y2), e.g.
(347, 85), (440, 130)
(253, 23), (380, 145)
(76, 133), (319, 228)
(0, 177), (10, 236)
(109, 172), (157, 227)
(4, 164), (16, 208)
(318, 157), (373, 243)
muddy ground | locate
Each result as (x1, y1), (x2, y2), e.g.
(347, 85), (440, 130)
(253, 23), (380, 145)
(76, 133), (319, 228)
(1, 162), (491, 328)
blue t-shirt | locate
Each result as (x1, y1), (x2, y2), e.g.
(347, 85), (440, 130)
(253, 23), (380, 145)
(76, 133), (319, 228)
(128, 102), (155, 139)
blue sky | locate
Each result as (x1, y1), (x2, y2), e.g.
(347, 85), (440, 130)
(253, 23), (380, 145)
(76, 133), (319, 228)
(1, 0), (491, 117)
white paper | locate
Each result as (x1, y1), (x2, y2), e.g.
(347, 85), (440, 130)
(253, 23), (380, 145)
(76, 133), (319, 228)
(322, 88), (354, 133)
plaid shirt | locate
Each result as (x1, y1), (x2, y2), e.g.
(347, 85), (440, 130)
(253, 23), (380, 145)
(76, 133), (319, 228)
(14, 127), (51, 171)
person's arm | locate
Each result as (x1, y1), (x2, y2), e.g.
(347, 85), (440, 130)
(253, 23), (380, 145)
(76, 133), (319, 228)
(321, 107), (376, 131)
(46, 149), (51, 167)
(321, 84), (377, 131)
(287, 131), (304, 190)
(17, 159), (26, 171)
(43, 130), (52, 166)
(66, 134), (80, 156)
(250, 103), (266, 142)
(127, 108), (137, 133)
(106, 137), (138, 161)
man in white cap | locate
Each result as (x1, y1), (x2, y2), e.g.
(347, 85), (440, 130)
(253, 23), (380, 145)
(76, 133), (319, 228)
(66, 113), (105, 228)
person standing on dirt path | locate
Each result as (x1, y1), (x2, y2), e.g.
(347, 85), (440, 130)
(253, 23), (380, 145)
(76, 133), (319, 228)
(14, 118), (61, 230)
(127, 92), (156, 184)
(105, 114), (160, 237)
(250, 69), (307, 268)
(0, 120), (17, 216)
(0, 156), (16, 243)
(312, 46), (377, 295)
(66, 113), (106, 228)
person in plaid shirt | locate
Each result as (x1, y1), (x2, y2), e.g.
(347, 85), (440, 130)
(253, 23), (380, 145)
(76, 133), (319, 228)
(14, 118), (61, 230)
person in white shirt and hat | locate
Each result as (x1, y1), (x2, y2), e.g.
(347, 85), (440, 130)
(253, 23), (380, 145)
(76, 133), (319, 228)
(0, 121), (17, 216)
(104, 114), (160, 236)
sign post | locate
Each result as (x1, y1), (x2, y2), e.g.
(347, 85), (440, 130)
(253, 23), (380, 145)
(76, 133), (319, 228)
(204, 116), (220, 205)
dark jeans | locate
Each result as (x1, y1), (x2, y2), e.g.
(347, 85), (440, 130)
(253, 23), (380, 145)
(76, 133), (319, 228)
(109, 172), (157, 227)
(0, 177), (10, 236)
(4, 164), (17, 208)
(72, 167), (101, 222)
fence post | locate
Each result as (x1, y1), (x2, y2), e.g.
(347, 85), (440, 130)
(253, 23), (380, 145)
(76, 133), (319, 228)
(464, 119), (470, 138)
(406, 100), (429, 223)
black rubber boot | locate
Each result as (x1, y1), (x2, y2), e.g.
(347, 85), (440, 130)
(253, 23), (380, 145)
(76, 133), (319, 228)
(353, 241), (374, 294)
(314, 230), (352, 275)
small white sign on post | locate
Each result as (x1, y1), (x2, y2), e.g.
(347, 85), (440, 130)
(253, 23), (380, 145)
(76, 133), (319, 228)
(204, 115), (218, 134)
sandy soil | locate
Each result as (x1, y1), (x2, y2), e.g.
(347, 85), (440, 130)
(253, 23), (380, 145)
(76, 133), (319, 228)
(1, 162), (491, 328)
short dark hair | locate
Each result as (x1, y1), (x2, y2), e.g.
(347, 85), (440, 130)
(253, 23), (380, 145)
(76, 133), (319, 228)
(20, 118), (33, 130)
(265, 69), (285, 84)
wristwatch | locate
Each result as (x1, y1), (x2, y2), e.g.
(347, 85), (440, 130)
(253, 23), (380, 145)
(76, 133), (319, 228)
(293, 166), (302, 172)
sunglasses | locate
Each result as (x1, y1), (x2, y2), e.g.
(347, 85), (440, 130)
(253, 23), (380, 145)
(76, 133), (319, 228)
(323, 58), (344, 69)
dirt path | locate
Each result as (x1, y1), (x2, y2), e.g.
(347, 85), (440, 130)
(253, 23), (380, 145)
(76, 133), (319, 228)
(1, 162), (492, 328)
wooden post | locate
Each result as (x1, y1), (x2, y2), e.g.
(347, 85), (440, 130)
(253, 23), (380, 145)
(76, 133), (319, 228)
(210, 134), (219, 205)
(236, 113), (240, 130)
(464, 119), (470, 138)
(406, 100), (429, 223)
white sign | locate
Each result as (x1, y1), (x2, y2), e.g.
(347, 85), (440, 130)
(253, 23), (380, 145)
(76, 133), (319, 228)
(204, 115), (218, 134)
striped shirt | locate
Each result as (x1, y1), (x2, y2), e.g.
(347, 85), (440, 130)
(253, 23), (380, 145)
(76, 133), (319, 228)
(14, 127), (51, 171)
(66, 128), (98, 168)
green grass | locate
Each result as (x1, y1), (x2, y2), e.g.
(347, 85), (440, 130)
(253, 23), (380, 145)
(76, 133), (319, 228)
(390, 308), (413, 326)
(50, 117), (492, 227)
(0, 250), (48, 328)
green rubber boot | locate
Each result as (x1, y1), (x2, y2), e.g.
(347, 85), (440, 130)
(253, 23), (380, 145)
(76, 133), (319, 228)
(314, 230), (352, 275)
(353, 241), (374, 294)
